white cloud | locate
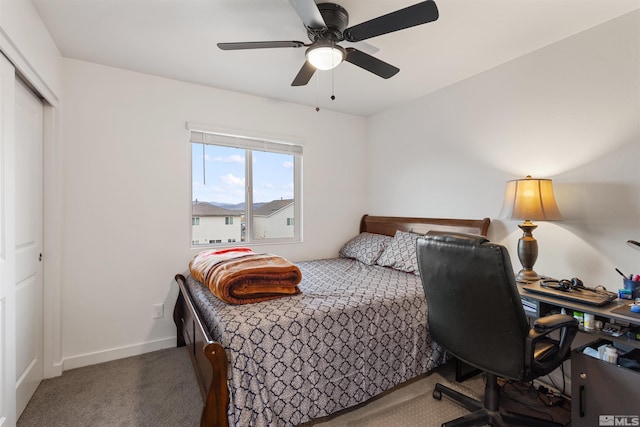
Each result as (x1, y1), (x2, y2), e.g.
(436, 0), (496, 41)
(220, 173), (245, 187)
(208, 154), (244, 163)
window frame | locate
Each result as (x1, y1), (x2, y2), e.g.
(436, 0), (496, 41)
(188, 124), (303, 247)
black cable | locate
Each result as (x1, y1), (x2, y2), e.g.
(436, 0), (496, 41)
(542, 361), (568, 396)
(503, 377), (572, 425)
(498, 379), (559, 422)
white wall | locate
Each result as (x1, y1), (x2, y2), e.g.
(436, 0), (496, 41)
(367, 11), (640, 290)
(59, 59), (368, 368)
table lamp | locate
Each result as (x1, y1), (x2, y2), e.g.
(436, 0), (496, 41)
(500, 175), (563, 282)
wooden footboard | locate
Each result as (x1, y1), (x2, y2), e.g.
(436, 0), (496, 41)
(174, 274), (229, 427)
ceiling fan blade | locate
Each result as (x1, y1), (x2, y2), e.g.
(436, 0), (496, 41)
(344, 48), (399, 79)
(343, 1), (439, 42)
(217, 41), (306, 50)
(291, 61), (316, 86)
(289, 0), (326, 30)
(343, 40), (379, 55)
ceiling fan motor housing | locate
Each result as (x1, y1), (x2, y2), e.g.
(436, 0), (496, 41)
(307, 3), (349, 43)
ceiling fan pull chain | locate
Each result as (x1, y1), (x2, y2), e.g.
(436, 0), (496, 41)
(331, 67), (336, 101)
(315, 72), (320, 111)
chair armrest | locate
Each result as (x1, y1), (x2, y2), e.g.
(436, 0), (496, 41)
(525, 314), (579, 377)
(533, 313), (578, 332)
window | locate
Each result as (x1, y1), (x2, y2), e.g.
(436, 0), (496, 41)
(190, 127), (302, 246)
(192, 217), (200, 226)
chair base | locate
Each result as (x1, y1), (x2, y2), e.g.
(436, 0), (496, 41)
(433, 374), (563, 427)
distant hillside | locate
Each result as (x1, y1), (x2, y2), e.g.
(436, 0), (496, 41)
(192, 201), (267, 211)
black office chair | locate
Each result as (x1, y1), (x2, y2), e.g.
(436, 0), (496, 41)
(416, 231), (578, 427)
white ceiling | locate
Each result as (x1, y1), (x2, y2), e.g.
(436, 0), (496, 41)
(33, 0), (640, 117)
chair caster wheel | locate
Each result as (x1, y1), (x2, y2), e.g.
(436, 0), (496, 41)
(433, 389), (442, 400)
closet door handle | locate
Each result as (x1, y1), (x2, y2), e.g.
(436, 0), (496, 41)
(39, 253), (42, 262)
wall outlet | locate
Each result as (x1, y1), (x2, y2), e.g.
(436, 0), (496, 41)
(152, 303), (164, 319)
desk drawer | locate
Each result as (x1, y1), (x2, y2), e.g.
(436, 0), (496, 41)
(571, 339), (640, 427)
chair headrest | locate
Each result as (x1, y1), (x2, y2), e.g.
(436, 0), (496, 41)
(422, 230), (490, 247)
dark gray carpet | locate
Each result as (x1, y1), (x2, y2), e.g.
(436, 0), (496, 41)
(18, 349), (570, 427)
(17, 347), (202, 427)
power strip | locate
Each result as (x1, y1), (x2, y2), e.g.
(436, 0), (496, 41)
(532, 378), (568, 399)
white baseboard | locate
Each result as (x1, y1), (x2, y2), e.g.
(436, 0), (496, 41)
(61, 337), (176, 371)
(43, 362), (63, 379)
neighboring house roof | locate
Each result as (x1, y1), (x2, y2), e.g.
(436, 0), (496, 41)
(192, 201), (241, 217)
(253, 199), (293, 217)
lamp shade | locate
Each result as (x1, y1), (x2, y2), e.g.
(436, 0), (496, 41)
(306, 44), (345, 70)
(500, 176), (563, 221)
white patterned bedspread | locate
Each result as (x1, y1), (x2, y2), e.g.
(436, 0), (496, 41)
(185, 257), (445, 427)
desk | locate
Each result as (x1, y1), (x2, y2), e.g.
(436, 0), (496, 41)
(518, 282), (640, 348)
(518, 282), (640, 427)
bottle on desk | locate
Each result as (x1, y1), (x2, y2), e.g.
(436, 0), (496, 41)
(602, 346), (618, 364)
(584, 313), (595, 330)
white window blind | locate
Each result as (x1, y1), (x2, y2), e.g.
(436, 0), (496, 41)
(189, 130), (303, 155)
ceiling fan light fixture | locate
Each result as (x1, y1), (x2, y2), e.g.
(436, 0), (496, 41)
(306, 44), (345, 70)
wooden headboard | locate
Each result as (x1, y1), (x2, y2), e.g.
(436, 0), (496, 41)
(359, 215), (491, 237)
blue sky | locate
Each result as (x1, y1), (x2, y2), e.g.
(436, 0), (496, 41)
(192, 144), (294, 205)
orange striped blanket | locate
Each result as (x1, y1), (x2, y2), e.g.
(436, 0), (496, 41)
(189, 248), (302, 305)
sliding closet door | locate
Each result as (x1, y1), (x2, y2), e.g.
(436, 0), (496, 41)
(0, 53), (17, 427)
(14, 78), (44, 418)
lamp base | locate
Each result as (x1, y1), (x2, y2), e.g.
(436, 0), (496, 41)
(516, 268), (540, 282)
(516, 220), (540, 283)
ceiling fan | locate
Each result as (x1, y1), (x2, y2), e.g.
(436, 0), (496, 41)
(217, 0), (439, 86)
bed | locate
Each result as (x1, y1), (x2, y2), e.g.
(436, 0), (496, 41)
(173, 214), (491, 427)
